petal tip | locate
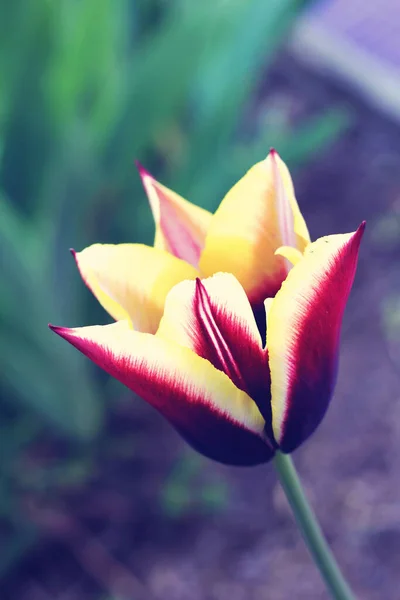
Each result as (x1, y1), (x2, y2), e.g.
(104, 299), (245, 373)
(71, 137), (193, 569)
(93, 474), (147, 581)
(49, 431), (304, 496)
(49, 324), (75, 343)
(135, 160), (152, 182)
(70, 248), (83, 278)
(352, 221), (366, 246)
(268, 148), (282, 163)
(358, 220), (366, 234)
(48, 323), (70, 337)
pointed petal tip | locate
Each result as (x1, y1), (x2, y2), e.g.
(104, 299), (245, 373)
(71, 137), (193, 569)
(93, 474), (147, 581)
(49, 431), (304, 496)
(135, 160), (152, 181)
(49, 324), (74, 341)
(358, 220), (366, 234)
(268, 148), (281, 162)
(264, 148), (279, 164)
(48, 323), (71, 337)
(351, 221), (366, 246)
(70, 248), (83, 277)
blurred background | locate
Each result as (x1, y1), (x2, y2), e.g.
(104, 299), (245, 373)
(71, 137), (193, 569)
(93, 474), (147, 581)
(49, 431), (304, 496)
(1, 0), (400, 598)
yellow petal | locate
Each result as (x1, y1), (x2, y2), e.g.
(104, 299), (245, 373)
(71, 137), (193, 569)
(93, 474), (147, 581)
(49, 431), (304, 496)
(275, 245), (304, 267)
(50, 320), (272, 465)
(73, 243), (199, 333)
(138, 163), (212, 267)
(199, 151), (310, 305)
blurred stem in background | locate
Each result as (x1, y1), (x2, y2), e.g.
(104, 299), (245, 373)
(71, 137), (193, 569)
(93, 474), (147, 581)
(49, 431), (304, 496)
(0, 0), (348, 578)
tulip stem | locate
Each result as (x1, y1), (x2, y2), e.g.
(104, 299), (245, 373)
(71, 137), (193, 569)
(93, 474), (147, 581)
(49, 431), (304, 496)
(273, 451), (355, 600)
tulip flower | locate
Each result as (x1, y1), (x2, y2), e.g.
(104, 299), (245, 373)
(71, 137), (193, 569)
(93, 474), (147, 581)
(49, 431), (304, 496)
(50, 150), (364, 466)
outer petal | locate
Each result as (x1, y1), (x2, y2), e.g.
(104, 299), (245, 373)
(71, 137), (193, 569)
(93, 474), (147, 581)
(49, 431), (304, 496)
(73, 243), (198, 333)
(267, 223), (365, 453)
(199, 150), (310, 305)
(137, 163), (212, 267)
(157, 273), (274, 442)
(50, 321), (272, 465)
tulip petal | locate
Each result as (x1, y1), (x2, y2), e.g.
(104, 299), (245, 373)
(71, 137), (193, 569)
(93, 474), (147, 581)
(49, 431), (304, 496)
(73, 243), (198, 333)
(269, 149), (310, 251)
(137, 163), (212, 267)
(50, 321), (273, 465)
(199, 151), (310, 305)
(275, 245), (304, 267)
(267, 223), (365, 452)
(157, 273), (274, 439)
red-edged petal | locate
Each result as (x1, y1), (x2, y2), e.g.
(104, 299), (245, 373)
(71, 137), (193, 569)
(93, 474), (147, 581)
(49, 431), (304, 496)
(50, 321), (273, 465)
(267, 223), (365, 453)
(137, 163), (212, 268)
(157, 273), (274, 443)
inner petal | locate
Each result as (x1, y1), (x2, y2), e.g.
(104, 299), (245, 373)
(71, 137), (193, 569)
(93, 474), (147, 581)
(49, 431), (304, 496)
(270, 148), (296, 250)
(194, 278), (248, 391)
(137, 163), (212, 267)
(157, 273), (275, 443)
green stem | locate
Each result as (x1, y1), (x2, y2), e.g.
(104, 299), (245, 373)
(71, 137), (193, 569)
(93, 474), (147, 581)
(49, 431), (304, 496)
(273, 451), (355, 600)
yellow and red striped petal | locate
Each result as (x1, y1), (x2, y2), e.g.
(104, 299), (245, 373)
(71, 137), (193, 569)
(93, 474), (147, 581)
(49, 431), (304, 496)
(137, 163), (212, 267)
(73, 243), (198, 333)
(267, 223), (365, 452)
(50, 321), (273, 465)
(157, 273), (274, 440)
(199, 150), (310, 305)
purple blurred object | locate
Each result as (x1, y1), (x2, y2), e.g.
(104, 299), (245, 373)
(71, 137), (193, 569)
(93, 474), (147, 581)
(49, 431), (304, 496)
(292, 0), (400, 120)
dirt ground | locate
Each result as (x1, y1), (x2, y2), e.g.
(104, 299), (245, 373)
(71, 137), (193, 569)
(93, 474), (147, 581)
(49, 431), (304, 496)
(3, 53), (400, 600)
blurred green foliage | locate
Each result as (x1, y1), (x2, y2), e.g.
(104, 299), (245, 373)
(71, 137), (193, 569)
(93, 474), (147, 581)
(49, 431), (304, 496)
(0, 0), (347, 580)
(161, 453), (228, 518)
